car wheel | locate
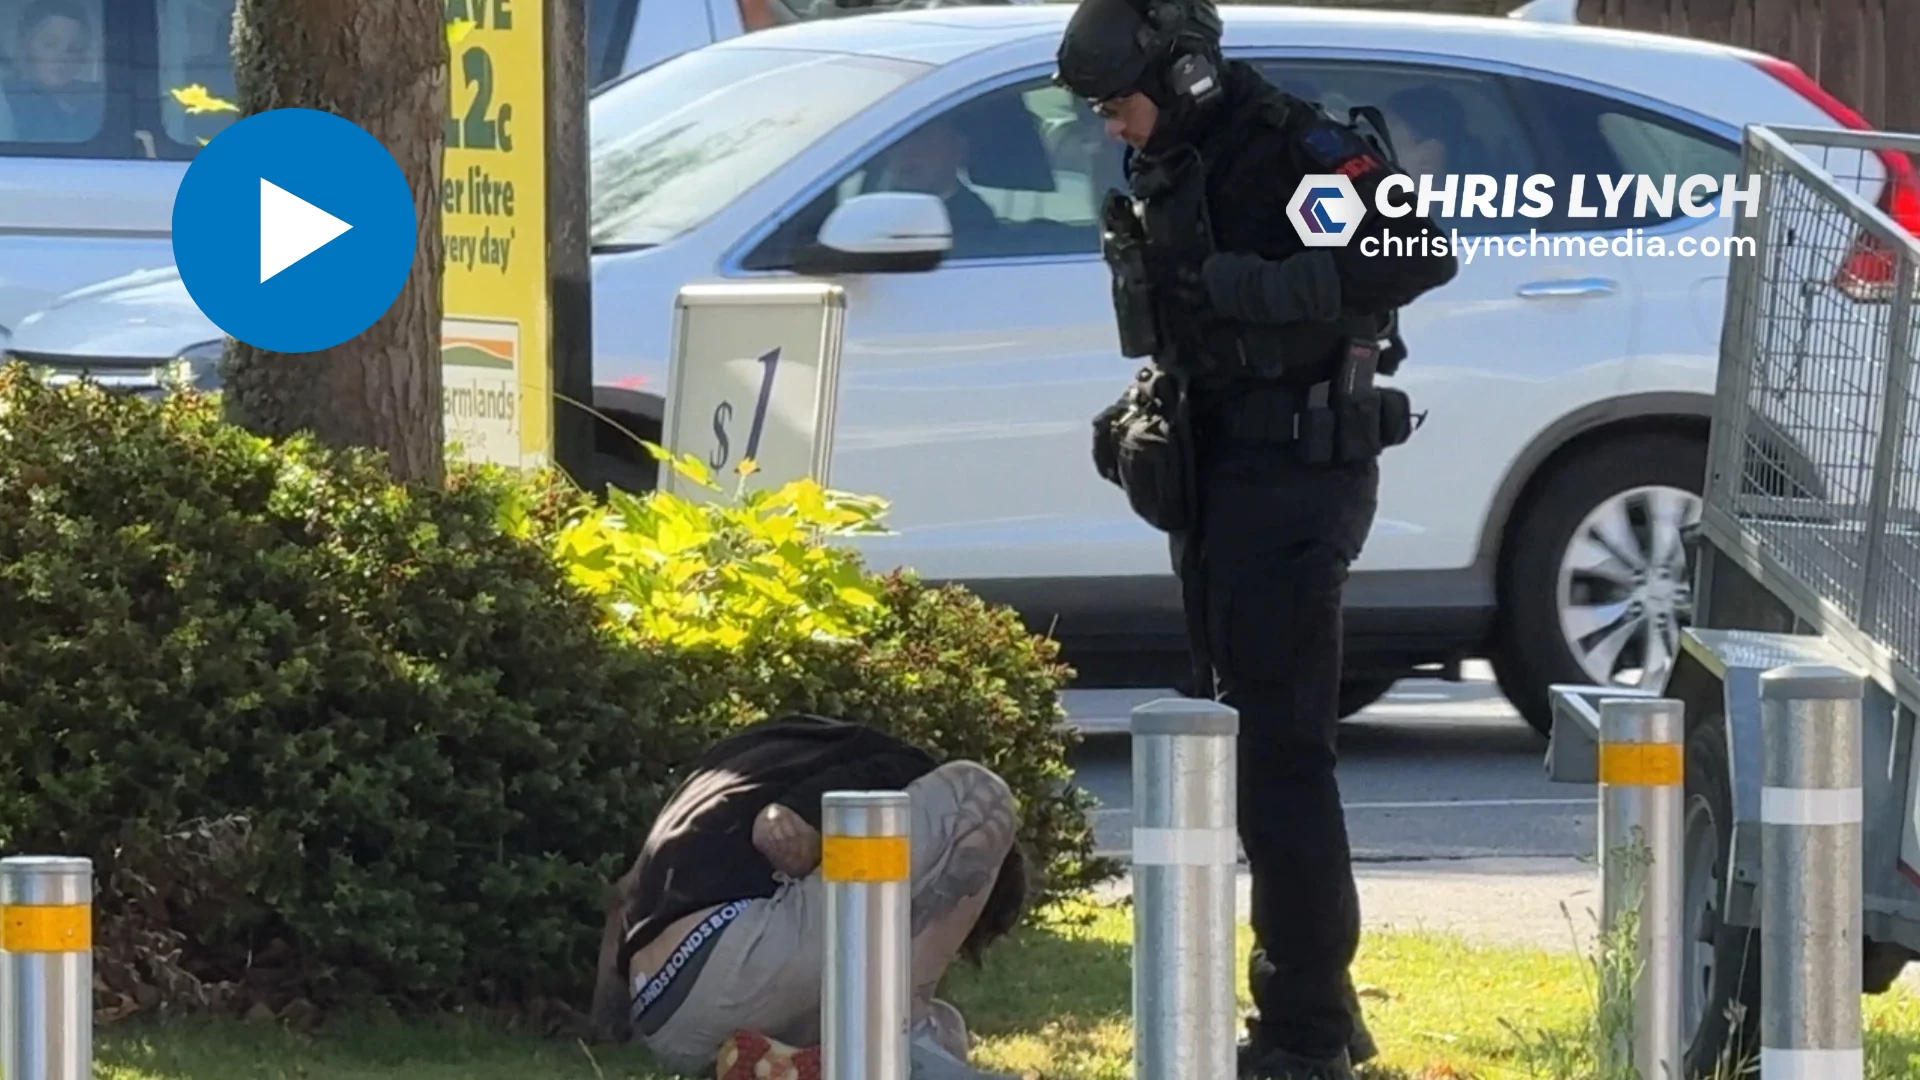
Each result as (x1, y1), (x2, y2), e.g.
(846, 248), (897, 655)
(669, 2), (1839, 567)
(583, 449), (657, 497)
(1492, 432), (1705, 734)
(1338, 677), (1396, 719)
(1681, 711), (1761, 1078)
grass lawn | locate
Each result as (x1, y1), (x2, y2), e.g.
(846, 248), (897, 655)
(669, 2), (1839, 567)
(97, 899), (1920, 1080)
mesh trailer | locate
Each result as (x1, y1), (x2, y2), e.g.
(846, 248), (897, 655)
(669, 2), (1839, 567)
(1545, 121), (1920, 1075)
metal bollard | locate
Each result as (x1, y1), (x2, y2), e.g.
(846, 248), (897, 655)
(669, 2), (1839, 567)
(1760, 664), (1864, 1080)
(1130, 698), (1238, 1080)
(2, 856), (93, 1080)
(1596, 698), (1684, 1079)
(822, 791), (913, 1080)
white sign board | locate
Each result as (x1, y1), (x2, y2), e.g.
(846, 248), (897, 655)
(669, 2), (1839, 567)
(661, 282), (847, 501)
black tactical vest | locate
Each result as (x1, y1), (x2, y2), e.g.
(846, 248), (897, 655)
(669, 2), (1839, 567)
(1127, 88), (1384, 389)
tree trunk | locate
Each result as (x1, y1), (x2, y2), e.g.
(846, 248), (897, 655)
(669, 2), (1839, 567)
(223, 0), (448, 487)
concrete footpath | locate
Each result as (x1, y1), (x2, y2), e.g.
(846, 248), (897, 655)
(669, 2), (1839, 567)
(1094, 856), (1601, 955)
(1094, 857), (1920, 992)
(1074, 667), (1920, 990)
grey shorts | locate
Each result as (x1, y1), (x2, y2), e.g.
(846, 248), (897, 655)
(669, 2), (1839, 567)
(633, 761), (990, 1076)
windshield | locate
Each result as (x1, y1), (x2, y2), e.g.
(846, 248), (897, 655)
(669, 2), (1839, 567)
(590, 47), (928, 248)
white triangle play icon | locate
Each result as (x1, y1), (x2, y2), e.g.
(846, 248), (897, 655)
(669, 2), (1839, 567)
(259, 178), (352, 283)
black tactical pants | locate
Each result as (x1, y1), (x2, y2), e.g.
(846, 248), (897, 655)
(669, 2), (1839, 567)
(1175, 440), (1379, 1061)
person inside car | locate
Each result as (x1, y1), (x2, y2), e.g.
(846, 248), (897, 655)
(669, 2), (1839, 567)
(1381, 85), (1489, 182)
(7, 0), (104, 142)
(870, 116), (1001, 253)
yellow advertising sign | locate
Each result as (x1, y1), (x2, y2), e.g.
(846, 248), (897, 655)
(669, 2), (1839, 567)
(442, 0), (550, 469)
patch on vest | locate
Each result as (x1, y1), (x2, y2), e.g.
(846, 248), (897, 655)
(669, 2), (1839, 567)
(1299, 122), (1383, 178)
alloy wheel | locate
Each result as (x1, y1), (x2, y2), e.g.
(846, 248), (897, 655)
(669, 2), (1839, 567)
(1555, 484), (1704, 690)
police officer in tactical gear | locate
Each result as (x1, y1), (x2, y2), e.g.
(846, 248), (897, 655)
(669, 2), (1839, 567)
(1058, 0), (1459, 1077)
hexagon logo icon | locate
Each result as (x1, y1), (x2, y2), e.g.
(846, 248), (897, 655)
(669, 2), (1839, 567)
(1286, 174), (1366, 248)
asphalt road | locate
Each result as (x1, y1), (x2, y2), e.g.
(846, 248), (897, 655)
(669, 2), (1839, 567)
(1069, 661), (1596, 863)
(1068, 662), (1609, 953)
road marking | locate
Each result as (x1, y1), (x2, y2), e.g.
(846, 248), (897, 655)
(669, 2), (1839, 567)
(1348, 797), (1593, 811)
(1090, 797), (1591, 820)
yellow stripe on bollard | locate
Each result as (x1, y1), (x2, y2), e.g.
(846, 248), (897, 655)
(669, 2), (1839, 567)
(1, 903), (91, 952)
(1599, 743), (1684, 787)
(822, 835), (911, 883)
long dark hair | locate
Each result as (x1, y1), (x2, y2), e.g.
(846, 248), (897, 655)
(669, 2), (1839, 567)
(958, 843), (1031, 966)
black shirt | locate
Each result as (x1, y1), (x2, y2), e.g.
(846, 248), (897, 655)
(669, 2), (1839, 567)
(616, 715), (937, 970)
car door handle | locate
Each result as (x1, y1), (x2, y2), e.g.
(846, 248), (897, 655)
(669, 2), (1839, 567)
(1516, 277), (1618, 299)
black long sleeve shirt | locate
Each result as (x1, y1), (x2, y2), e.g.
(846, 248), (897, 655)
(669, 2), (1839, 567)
(615, 715), (936, 968)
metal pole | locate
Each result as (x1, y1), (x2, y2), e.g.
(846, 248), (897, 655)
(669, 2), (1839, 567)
(822, 791), (912, 1080)
(2, 856), (93, 1080)
(1760, 664), (1864, 1080)
(1597, 698), (1685, 1079)
(1855, 256), (1916, 635)
(1130, 698), (1238, 1080)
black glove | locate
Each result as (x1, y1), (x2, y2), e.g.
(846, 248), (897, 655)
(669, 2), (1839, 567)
(1091, 396), (1127, 485)
(1201, 250), (1342, 324)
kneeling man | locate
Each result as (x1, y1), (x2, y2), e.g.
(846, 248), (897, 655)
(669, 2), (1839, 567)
(592, 714), (1028, 1080)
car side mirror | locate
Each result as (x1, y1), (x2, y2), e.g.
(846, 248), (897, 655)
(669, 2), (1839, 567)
(792, 192), (952, 275)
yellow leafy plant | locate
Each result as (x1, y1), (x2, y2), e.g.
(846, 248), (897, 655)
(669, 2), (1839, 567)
(170, 83), (238, 115)
(553, 447), (892, 652)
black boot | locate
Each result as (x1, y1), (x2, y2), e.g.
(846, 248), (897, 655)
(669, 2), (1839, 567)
(1238, 984), (1376, 1074)
(1344, 975), (1378, 1065)
(1238, 1044), (1354, 1080)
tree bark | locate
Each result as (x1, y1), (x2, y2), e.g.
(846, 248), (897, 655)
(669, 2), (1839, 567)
(223, 0), (448, 487)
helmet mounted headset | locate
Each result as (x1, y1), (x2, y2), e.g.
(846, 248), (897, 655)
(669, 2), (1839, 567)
(1055, 0), (1224, 114)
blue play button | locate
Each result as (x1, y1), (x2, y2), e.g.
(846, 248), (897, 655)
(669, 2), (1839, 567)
(171, 108), (417, 354)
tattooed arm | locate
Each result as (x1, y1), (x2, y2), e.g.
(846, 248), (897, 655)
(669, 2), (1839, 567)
(908, 762), (1020, 1026)
(910, 762), (1018, 936)
(752, 802), (822, 879)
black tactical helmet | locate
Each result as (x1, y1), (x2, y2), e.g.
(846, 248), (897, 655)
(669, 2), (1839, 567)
(1055, 0), (1223, 106)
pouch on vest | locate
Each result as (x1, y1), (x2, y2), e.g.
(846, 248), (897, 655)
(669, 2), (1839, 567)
(1378, 387), (1415, 450)
(1323, 337), (1418, 463)
(1325, 384), (1419, 463)
(1106, 366), (1191, 533)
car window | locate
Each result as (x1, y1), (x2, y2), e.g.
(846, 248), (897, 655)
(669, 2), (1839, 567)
(1254, 58), (1544, 238)
(0, 0), (110, 148)
(154, 0), (236, 151)
(588, 0), (637, 86)
(1513, 78), (1741, 228)
(1593, 111), (1741, 223)
(590, 46), (925, 249)
(745, 78), (1122, 269)
(1599, 113), (1739, 181)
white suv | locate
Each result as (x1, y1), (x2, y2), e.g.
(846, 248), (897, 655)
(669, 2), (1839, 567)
(11, 6), (1916, 732)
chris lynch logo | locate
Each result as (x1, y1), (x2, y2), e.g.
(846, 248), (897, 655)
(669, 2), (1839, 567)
(1287, 171), (1765, 249)
(1286, 175), (1367, 248)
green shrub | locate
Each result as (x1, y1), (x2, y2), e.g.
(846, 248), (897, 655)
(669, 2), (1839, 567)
(0, 367), (1107, 1020)
(0, 366), (722, 1014)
